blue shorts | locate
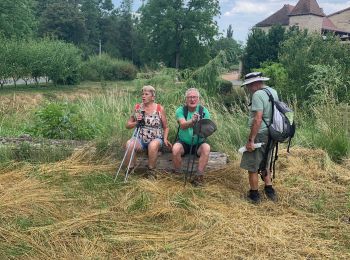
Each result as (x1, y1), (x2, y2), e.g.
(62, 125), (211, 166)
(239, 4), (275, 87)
(137, 138), (164, 150)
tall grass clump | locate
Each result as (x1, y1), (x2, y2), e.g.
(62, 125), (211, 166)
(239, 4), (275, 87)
(305, 65), (350, 161)
(206, 101), (248, 155)
(311, 103), (350, 161)
(78, 90), (140, 143)
(81, 54), (137, 81)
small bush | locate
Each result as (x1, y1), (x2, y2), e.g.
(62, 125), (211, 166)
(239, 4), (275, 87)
(257, 62), (288, 98)
(112, 60), (138, 80)
(29, 102), (100, 140)
(217, 79), (233, 94)
(81, 54), (137, 81)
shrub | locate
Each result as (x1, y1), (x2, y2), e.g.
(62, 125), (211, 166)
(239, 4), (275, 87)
(0, 38), (82, 86)
(257, 62), (288, 99)
(279, 32), (350, 101)
(113, 60), (138, 80)
(217, 79), (233, 94)
(81, 54), (137, 81)
(29, 102), (99, 140)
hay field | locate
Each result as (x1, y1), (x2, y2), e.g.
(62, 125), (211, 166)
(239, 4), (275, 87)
(1, 147), (349, 259)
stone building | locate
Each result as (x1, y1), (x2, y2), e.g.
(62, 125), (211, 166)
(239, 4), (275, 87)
(255, 0), (350, 40)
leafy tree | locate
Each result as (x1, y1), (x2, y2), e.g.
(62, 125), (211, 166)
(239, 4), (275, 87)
(266, 25), (286, 62)
(38, 1), (87, 44)
(0, 37), (12, 87)
(139, 0), (220, 69)
(211, 37), (242, 66)
(242, 28), (268, 74)
(100, 12), (122, 58)
(0, 0), (37, 38)
(80, 0), (103, 56)
(99, 1), (137, 60)
(226, 24), (233, 39)
(115, 0), (134, 60)
(242, 25), (286, 74)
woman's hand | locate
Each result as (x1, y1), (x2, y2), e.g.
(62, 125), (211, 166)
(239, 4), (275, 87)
(164, 139), (172, 149)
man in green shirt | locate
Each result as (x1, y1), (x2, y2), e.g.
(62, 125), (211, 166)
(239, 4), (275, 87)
(240, 72), (278, 203)
(172, 88), (211, 187)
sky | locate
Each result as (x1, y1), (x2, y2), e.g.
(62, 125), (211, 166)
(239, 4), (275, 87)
(112, 0), (350, 43)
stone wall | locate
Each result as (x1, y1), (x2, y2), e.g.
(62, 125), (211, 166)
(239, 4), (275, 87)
(289, 15), (324, 33)
(329, 9), (350, 32)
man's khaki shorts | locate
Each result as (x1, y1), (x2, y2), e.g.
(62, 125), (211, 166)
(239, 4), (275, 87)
(240, 132), (273, 173)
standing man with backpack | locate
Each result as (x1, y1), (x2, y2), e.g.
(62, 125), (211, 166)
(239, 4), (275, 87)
(172, 88), (211, 187)
(240, 72), (278, 203)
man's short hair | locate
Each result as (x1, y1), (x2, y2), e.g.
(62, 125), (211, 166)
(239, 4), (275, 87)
(142, 85), (156, 96)
(185, 88), (200, 98)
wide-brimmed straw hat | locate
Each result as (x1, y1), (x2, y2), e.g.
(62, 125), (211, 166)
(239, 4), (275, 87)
(193, 119), (217, 138)
(241, 72), (269, 86)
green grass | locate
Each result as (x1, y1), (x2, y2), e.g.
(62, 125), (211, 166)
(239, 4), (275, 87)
(128, 192), (152, 212)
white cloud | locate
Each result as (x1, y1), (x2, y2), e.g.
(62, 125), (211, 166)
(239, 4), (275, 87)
(224, 1), (270, 16)
(223, 0), (299, 16)
(320, 1), (350, 14)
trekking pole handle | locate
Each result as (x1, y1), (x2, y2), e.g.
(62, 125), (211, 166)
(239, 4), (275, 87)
(136, 110), (145, 127)
(238, 143), (264, 154)
(192, 112), (200, 123)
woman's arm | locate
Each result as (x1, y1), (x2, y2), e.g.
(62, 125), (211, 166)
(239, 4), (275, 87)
(160, 106), (172, 148)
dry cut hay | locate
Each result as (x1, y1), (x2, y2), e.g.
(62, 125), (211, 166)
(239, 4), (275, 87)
(0, 147), (349, 259)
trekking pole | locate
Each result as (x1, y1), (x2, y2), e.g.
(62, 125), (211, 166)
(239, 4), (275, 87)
(114, 126), (139, 182)
(184, 135), (195, 186)
(189, 136), (202, 180)
(124, 126), (141, 183)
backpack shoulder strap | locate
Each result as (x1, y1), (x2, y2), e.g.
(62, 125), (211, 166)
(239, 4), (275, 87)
(183, 105), (189, 120)
(261, 88), (275, 126)
(174, 106), (187, 142)
(198, 105), (204, 119)
(262, 88), (274, 102)
(156, 103), (162, 119)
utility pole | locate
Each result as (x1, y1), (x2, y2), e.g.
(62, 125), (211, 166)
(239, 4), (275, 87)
(99, 39), (102, 57)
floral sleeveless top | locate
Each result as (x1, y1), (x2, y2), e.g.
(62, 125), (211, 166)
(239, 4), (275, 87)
(135, 103), (164, 144)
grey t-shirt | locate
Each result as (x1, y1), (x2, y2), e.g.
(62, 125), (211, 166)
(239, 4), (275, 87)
(248, 86), (279, 133)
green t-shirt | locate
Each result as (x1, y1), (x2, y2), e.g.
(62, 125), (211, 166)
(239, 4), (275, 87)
(176, 105), (210, 145)
(248, 86), (279, 133)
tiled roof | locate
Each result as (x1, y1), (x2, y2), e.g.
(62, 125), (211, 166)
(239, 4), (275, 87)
(256, 4), (294, 27)
(289, 0), (325, 17)
(322, 17), (338, 31)
(322, 17), (350, 33)
(327, 7), (350, 17)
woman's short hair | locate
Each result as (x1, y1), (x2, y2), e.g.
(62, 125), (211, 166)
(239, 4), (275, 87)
(185, 88), (200, 98)
(142, 85), (156, 96)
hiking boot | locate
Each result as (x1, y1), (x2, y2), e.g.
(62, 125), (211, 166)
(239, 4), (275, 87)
(264, 186), (277, 202)
(247, 190), (261, 204)
(143, 168), (157, 180)
(191, 175), (204, 187)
